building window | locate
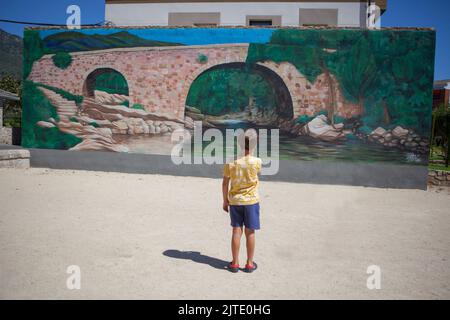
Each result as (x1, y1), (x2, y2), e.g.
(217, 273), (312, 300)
(193, 23), (218, 27)
(246, 15), (281, 27)
(299, 9), (338, 27)
(249, 20), (272, 26)
(168, 12), (220, 27)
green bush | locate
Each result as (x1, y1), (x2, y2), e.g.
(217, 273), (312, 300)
(295, 111), (330, 124)
(4, 118), (21, 128)
(197, 54), (208, 64)
(131, 103), (145, 110)
(52, 52), (72, 69)
(295, 115), (313, 124)
(333, 115), (346, 124)
(430, 104), (450, 167)
(33, 126), (82, 150)
(0, 75), (22, 127)
(357, 125), (373, 135)
(428, 163), (450, 172)
(89, 122), (99, 128)
(360, 102), (384, 129)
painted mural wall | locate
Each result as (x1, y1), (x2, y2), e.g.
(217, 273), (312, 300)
(22, 27), (435, 165)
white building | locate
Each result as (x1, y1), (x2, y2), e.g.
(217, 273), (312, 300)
(105, 0), (387, 28)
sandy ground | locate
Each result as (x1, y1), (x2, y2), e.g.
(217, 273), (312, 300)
(0, 167), (449, 300)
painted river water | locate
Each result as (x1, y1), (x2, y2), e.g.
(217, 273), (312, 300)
(113, 121), (428, 165)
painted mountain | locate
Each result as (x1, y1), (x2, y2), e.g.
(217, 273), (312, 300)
(43, 31), (183, 53)
(0, 29), (22, 79)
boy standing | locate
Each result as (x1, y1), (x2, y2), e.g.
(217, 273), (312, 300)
(222, 133), (262, 273)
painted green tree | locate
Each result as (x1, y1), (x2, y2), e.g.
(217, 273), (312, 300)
(247, 29), (435, 136)
(186, 67), (277, 116)
(333, 35), (378, 116)
(23, 30), (45, 79)
(248, 29), (367, 124)
(94, 71), (129, 96)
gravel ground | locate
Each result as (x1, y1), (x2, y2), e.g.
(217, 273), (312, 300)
(0, 168), (449, 299)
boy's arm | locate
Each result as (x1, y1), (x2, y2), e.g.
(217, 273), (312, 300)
(222, 177), (230, 213)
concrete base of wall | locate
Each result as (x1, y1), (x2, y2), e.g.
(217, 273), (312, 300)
(0, 149), (30, 169)
(0, 144), (428, 189)
(6, 147), (426, 190)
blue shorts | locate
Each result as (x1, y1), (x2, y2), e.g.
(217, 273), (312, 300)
(230, 203), (260, 230)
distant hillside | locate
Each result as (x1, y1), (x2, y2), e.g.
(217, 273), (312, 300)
(0, 29), (23, 80)
(43, 31), (183, 53)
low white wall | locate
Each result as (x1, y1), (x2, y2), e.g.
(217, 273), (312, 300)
(0, 149), (30, 168)
(105, 2), (364, 27)
(0, 127), (12, 145)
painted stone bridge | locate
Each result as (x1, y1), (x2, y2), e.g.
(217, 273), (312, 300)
(28, 43), (359, 121)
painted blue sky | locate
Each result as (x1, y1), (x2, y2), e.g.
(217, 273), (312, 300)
(0, 0), (449, 79)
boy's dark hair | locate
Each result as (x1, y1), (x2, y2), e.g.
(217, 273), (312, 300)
(239, 129), (257, 152)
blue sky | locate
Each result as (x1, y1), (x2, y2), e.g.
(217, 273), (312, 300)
(0, 0), (449, 79)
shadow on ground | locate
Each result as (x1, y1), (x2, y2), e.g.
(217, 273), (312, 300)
(163, 249), (229, 271)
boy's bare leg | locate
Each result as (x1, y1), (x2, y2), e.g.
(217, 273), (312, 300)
(231, 227), (243, 265)
(245, 228), (255, 266)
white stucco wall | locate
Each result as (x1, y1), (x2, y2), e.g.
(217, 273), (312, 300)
(105, 2), (366, 27)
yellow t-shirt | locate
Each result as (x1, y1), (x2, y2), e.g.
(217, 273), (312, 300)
(223, 155), (262, 206)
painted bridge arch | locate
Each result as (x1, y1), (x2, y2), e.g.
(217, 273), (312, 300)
(82, 67), (130, 98)
(183, 62), (294, 119)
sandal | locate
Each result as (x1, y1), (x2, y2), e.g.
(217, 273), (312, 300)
(227, 262), (239, 273)
(244, 262), (258, 273)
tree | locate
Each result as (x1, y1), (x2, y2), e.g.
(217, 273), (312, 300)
(249, 29), (362, 124)
(363, 30), (435, 135)
(23, 30), (45, 79)
(334, 35), (378, 116)
(431, 104), (450, 167)
(0, 75), (21, 127)
(276, 30), (339, 123)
